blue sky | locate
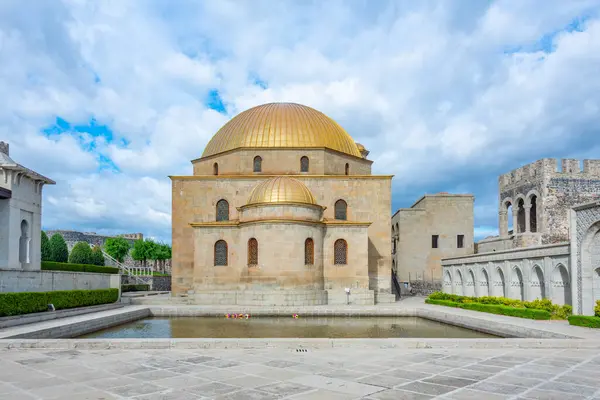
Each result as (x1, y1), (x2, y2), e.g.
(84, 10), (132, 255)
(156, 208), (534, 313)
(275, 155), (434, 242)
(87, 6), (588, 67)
(1, 0), (600, 244)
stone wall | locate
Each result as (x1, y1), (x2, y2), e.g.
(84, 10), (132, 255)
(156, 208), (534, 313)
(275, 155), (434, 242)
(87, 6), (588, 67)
(171, 173), (392, 297)
(0, 270), (120, 293)
(392, 194), (474, 282)
(46, 230), (141, 251)
(152, 276), (171, 291)
(193, 148), (372, 176)
(441, 243), (572, 305)
(497, 158), (600, 246)
(407, 280), (442, 296)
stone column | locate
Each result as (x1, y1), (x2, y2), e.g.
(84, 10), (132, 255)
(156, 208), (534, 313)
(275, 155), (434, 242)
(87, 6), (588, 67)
(512, 208), (519, 234)
(524, 205), (531, 233)
(499, 210), (508, 236)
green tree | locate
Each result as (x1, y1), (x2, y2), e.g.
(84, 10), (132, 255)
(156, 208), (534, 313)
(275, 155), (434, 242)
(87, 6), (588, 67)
(69, 242), (93, 264)
(48, 233), (69, 263)
(132, 239), (155, 268)
(104, 237), (131, 263)
(156, 243), (172, 273)
(91, 245), (105, 266)
(41, 231), (52, 262)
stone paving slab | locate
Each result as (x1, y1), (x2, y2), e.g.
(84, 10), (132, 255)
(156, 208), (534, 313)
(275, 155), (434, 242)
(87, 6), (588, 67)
(1, 347), (600, 399)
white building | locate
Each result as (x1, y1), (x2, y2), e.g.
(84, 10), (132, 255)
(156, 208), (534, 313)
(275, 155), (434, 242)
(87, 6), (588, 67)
(0, 141), (55, 271)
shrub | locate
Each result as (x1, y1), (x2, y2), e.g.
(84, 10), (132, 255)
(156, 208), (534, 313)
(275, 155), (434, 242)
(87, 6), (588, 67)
(122, 284), (150, 292)
(425, 298), (551, 320)
(42, 261), (119, 275)
(91, 245), (105, 266)
(41, 231), (52, 262)
(568, 315), (600, 329)
(48, 233), (69, 263)
(0, 289), (119, 317)
(595, 300), (600, 318)
(427, 292), (570, 319)
(69, 242), (93, 265)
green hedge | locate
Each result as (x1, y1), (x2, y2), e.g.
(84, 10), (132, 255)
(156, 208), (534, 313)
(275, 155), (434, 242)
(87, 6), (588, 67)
(428, 292), (571, 319)
(568, 315), (600, 328)
(121, 284), (150, 292)
(0, 289), (119, 317)
(42, 261), (119, 275)
(425, 298), (551, 320)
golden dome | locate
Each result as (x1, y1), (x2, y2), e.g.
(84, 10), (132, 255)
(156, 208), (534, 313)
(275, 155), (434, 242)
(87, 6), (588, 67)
(201, 102), (361, 158)
(247, 177), (317, 206)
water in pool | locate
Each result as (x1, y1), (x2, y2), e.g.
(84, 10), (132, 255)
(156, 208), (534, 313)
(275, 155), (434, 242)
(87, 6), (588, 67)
(80, 317), (497, 338)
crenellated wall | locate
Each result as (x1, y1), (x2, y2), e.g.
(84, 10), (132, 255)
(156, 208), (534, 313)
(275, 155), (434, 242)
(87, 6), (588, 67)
(496, 158), (600, 246)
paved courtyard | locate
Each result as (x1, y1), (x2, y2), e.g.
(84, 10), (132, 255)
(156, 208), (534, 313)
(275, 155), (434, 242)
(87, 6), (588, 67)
(2, 346), (600, 399)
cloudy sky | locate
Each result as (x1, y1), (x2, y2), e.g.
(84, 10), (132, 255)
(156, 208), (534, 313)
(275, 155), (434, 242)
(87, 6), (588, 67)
(2, 0), (600, 243)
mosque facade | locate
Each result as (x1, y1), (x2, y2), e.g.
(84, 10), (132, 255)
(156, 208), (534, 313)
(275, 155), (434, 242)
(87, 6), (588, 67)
(170, 102), (395, 305)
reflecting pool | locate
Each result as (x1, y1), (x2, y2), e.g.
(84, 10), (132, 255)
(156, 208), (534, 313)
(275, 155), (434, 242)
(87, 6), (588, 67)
(80, 317), (497, 338)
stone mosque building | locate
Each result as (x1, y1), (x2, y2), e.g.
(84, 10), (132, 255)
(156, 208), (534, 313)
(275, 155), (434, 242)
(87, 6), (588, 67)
(170, 102), (395, 305)
(441, 158), (600, 316)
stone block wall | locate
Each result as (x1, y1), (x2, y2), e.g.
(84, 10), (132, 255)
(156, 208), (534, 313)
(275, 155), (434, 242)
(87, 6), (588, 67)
(153, 276), (172, 291)
(0, 270), (120, 293)
(497, 158), (600, 246)
(441, 243), (572, 305)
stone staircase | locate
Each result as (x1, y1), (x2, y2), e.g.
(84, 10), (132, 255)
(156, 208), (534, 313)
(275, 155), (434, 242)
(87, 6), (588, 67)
(102, 251), (153, 287)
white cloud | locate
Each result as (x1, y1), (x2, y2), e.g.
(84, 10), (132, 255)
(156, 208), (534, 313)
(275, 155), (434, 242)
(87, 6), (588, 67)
(1, 0), (599, 243)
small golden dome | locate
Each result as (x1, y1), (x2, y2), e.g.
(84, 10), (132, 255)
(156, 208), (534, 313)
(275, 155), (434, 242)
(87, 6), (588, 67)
(202, 102), (361, 159)
(247, 177), (317, 206)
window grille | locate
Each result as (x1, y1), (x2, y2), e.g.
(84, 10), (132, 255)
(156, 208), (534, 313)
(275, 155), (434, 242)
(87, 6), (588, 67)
(216, 200), (229, 221)
(334, 200), (347, 220)
(253, 156), (262, 172)
(248, 238), (258, 265)
(214, 240), (228, 266)
(300, 156), (309, 172)
(334, 239), (347, 265)
(305, 238), (314, 265)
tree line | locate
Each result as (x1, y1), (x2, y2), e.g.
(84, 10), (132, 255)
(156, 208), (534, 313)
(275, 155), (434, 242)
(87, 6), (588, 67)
(41, 232), (172, 273)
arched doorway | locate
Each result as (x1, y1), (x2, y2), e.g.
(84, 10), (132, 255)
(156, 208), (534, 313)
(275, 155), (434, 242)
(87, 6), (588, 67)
(19, 220), (30, 266)
(454, 270), (463, 296)
(511, 266), (524, 301)
(480, 268), (490, 297)
(581, 221), (600, 314)
(530, 265), (545, 300)
(552, 264), (570, 306)
(465, 269), (475, 297)
(494, 267), (506, 297)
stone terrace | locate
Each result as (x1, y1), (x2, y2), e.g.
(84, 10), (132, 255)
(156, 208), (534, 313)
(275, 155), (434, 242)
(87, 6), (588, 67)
(3, 298), (600, 399)
(2, 346), (600, 399)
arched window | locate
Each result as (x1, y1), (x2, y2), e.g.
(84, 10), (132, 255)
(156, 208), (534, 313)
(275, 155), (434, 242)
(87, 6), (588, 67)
(214, 240), (228, 266)
(345, 163), (349, 175)
(304, 238), (314, 265)
(334, 199), (347, 220)
(253, 156), (262, 173)
(530, 195), (537, 232)
(300, 156), (309, 172)
(248, 238), (258, 266)
(216, 199), (229, 221)
(19, 220), (30, 264)
(334, 239), (347, 265)
(213, 163), (219, 175)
